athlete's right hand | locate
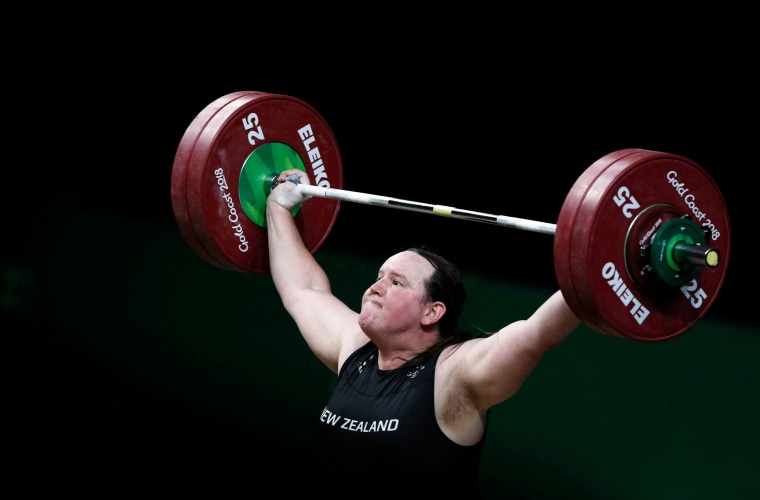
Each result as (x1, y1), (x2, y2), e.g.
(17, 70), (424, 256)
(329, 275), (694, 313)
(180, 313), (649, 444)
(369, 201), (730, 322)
(269, 169), (312, 210)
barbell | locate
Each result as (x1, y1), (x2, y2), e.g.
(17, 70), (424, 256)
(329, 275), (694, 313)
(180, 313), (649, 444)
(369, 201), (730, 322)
(170, 91), (731, 343)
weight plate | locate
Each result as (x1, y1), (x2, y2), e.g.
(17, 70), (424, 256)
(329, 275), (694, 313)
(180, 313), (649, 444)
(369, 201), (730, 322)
(554, 149), (730, 342)
(173, 91), (343, 273)
(171, 91), (257, 269)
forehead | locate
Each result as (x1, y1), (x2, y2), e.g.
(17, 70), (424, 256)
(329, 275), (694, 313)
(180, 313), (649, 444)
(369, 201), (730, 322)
(380, 251), (435, 281)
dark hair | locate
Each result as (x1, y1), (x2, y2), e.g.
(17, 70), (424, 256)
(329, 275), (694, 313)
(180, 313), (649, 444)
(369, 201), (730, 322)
(401, 246), (476, 367)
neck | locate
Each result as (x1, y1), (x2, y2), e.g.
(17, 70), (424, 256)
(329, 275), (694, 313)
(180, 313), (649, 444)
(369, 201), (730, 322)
(373, 330), (440, 370)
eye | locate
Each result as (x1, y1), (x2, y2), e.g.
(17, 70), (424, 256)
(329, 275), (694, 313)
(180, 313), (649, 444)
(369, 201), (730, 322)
(392, 279), (402, 286)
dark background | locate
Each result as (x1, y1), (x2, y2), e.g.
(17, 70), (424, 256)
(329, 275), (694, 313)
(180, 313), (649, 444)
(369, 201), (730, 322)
(3, 21), (757, 499)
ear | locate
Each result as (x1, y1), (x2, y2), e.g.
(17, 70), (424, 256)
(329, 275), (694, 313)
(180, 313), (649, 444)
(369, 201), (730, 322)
(421, 301), (446, 326)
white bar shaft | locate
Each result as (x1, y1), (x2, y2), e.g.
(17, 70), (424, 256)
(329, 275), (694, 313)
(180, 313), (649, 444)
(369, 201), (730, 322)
(297, 185), (557, 236)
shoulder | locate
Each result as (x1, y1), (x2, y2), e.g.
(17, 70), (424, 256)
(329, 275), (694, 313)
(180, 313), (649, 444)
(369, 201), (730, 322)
(435, 337), (486, 378)
(338, 336), (373, 372)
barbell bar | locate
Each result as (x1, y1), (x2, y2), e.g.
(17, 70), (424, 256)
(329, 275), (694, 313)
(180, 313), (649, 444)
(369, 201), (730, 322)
(272, 175), (558, 235)
(170, 91), (731, 343)
(271, 174), (720, 272)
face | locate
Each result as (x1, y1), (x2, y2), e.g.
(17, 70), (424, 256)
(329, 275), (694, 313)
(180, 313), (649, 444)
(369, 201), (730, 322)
(358, 251), (435, 337)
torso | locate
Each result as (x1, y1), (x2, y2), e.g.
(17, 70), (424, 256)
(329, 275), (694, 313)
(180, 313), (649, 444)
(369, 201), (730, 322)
(315, 341), (486, 496)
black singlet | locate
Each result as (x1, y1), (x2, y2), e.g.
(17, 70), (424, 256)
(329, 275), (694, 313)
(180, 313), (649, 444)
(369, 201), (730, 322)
(313, 341), (487, 497)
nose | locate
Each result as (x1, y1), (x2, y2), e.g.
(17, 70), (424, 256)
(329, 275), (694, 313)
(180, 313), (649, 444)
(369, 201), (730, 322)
(369, 278), (386, 295)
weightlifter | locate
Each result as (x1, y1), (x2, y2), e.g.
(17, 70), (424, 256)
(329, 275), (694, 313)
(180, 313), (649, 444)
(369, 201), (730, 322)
(265, 168), (580, 497)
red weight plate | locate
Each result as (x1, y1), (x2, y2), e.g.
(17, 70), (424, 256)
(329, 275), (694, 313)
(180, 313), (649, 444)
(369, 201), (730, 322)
(171, 91), (259, 269)
(553, 148), (644, 336)
(181, 92), (342, 274)
(554, 149), (731, 342)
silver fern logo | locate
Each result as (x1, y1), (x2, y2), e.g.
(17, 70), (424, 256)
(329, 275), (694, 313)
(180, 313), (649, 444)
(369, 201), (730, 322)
(407, 364), (426, 379)
(358, 354), (374, 374)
